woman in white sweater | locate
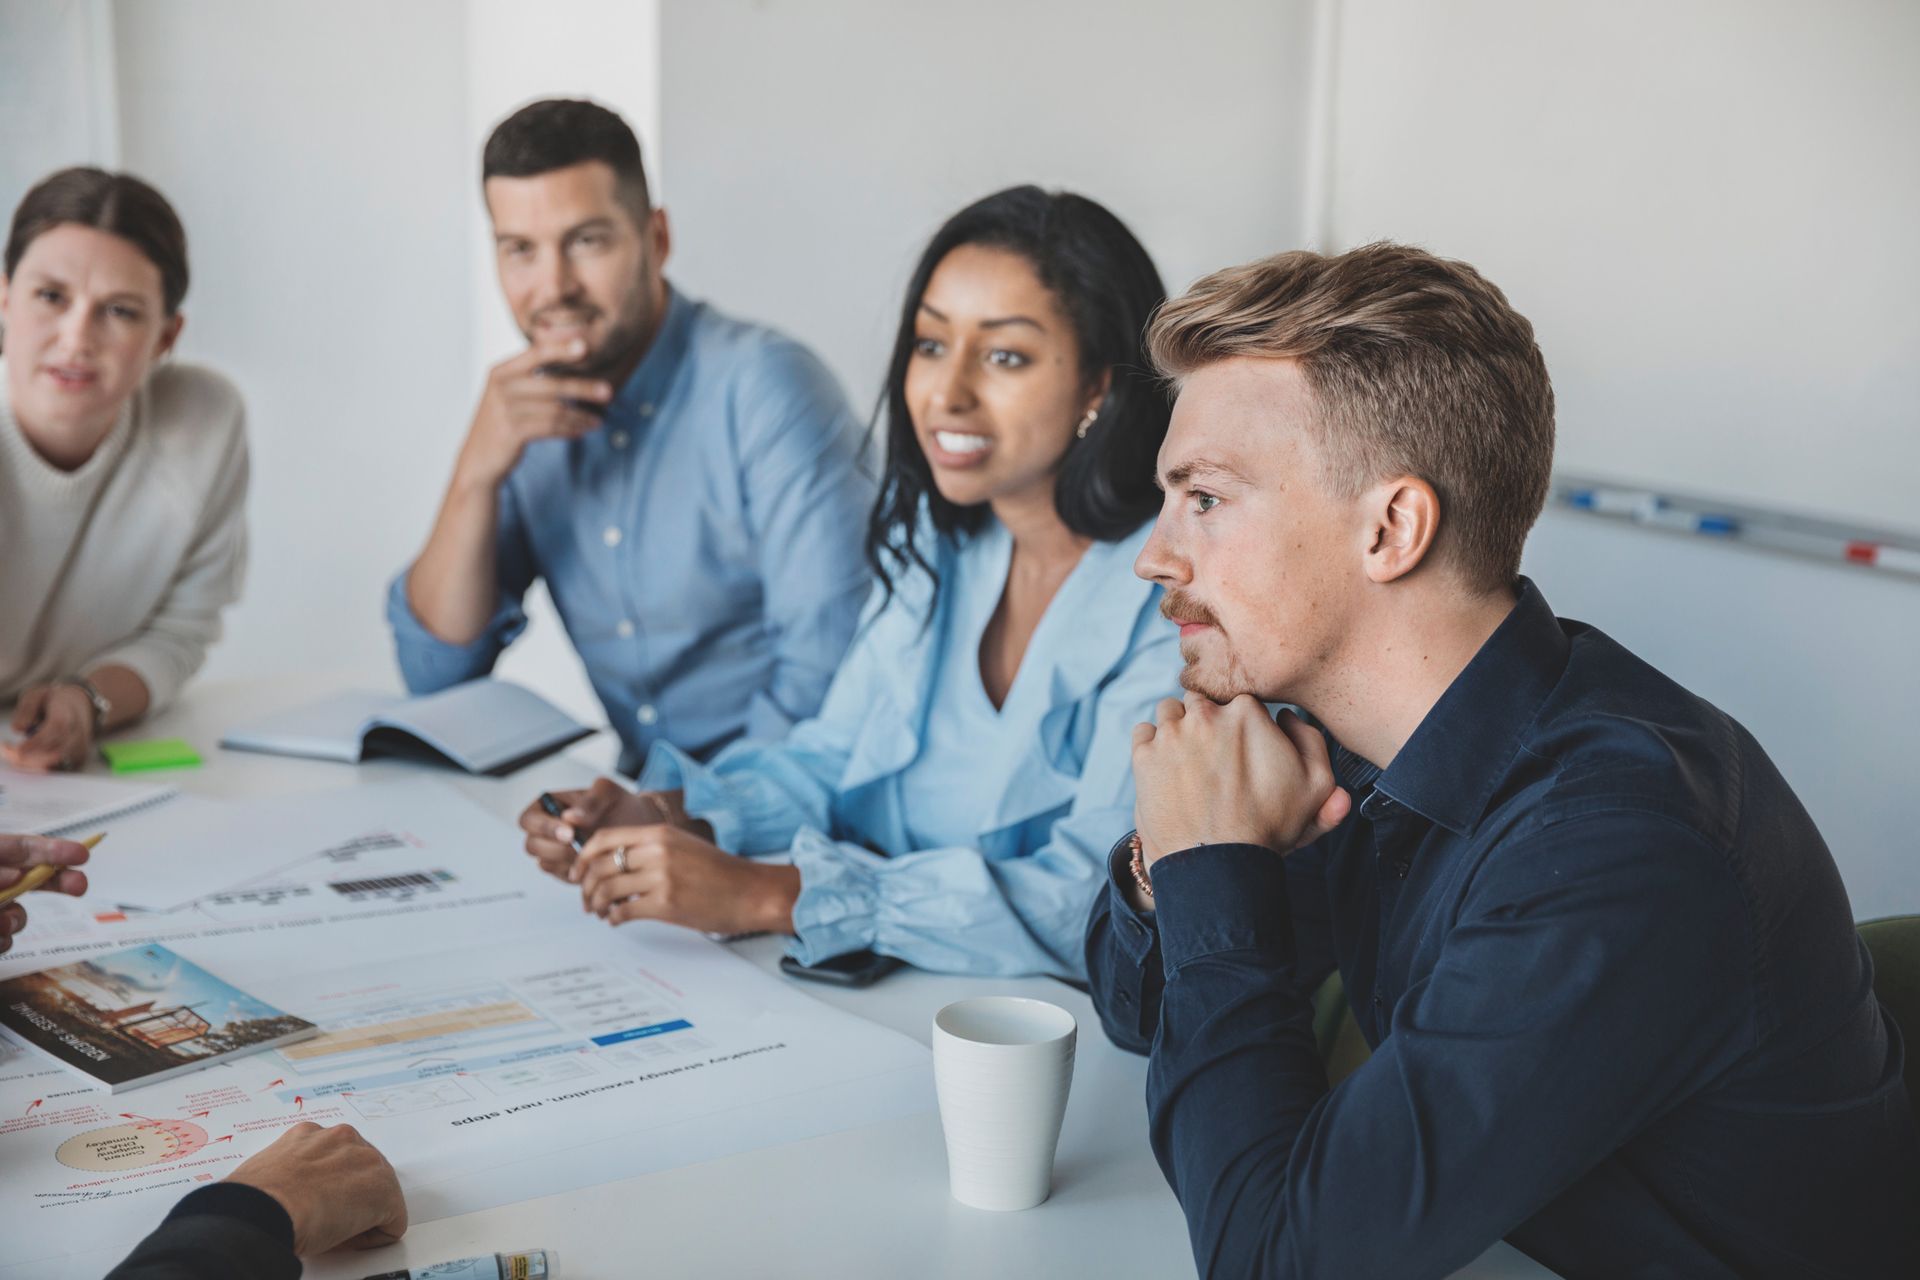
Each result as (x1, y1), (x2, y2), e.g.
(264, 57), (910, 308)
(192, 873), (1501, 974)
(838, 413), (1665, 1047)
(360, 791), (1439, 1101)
(0, 167), (247, 771)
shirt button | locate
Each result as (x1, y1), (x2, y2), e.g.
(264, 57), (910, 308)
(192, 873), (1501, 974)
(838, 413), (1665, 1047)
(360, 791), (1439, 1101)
(602, 526), (623, 548)
(615, 620), (634, 638)
(638, 402), (655, 418)
(635, 703), (659, 726)
(1117, 990), (1134, 1009)
(610, 430), (630, 449)
(1392, 859), (1410, 879)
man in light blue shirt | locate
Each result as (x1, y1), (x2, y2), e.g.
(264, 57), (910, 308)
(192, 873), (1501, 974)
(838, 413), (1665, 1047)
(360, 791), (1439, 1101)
(390, 99), (871, 775)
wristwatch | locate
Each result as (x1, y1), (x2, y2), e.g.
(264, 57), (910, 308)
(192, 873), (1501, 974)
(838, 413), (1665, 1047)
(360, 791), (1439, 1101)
(62, 676), (112, 734)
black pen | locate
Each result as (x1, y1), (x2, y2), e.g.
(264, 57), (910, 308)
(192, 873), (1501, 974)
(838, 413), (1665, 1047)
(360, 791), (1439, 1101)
(537, 792), (586, 853)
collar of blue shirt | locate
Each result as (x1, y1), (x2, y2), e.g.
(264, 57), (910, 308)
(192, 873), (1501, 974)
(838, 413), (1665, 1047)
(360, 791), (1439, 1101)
(608, 282), (698, 420)
(1366, 576), (1572, 835)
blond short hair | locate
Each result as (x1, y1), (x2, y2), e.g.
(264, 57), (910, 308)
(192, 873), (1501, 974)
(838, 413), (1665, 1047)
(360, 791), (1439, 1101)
(1148, 242), (1555, 593)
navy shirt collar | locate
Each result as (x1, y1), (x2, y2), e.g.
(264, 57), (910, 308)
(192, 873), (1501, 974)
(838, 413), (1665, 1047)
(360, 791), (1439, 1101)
(1330, 739), (1384, 798)
(1371, 576), (1570, 835)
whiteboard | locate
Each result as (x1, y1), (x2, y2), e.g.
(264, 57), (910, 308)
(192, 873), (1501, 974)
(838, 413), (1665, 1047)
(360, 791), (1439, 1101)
(1325, 0), (1920, 536)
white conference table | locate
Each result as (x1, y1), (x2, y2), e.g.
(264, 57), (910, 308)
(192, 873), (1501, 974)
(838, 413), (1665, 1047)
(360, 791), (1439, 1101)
(69, 677), (1549, 1279)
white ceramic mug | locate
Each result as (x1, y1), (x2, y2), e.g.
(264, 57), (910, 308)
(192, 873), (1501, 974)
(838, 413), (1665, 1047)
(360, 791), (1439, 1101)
(932, 996), (1078, 1211)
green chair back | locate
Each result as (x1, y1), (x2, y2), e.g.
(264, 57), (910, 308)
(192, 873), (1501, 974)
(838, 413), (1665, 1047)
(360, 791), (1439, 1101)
(1309, 970), (1372, 1087)
(1859, 914), (1920, 1112)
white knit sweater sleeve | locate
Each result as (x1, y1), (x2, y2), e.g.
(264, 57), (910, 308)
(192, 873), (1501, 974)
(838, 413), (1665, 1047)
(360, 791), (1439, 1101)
(88, 366), (251, 712)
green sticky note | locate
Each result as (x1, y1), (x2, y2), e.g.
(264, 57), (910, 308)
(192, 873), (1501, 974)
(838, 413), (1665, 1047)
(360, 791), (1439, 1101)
(100, 738), (203, 773)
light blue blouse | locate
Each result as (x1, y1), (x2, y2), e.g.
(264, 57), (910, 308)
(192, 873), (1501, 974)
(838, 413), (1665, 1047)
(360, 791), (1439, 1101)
(638, 516), (1182, 980)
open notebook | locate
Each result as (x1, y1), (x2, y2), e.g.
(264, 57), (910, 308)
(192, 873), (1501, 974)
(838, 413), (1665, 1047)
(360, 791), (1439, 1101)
(0, 767), (178, 837)
(219, 679), (595, 777)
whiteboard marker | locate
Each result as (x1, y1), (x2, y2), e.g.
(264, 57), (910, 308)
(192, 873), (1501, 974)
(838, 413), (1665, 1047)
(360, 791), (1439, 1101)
(1637, 501), (1740, 536)
(1563, 486), (1654, 517)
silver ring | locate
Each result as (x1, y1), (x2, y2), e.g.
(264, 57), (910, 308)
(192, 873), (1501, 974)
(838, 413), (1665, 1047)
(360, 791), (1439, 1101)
(613, 846), (629, 874)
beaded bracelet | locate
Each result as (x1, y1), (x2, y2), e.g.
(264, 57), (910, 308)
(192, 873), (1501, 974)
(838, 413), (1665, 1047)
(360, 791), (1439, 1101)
(1127, 831), (1154, 901)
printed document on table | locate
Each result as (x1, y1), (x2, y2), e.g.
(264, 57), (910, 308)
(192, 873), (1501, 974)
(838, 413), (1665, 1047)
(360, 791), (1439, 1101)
(7, 778), (532, 929)
(0, 787), (934, 1278)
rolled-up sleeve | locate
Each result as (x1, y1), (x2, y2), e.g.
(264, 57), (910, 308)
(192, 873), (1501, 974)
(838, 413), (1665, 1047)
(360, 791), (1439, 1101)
(386, 479), (537, 694)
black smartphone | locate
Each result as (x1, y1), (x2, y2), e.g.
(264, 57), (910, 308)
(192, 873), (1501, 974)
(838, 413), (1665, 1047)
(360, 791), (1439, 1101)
(779, 949), (904, 989)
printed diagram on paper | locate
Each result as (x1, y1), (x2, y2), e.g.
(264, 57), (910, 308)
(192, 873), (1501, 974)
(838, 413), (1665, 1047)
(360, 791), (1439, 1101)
(1, 785), (535, 968)
(0, 785), (932, 1276)
(274, 958), (715, 1123)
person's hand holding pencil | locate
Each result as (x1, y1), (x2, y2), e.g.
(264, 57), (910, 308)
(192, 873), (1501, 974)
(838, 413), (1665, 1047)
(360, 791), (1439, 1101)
(0, 832), (97, 955)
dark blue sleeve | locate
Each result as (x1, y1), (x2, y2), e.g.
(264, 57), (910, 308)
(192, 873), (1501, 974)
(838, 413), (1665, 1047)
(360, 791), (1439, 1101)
(1274, 839), (1337, 999)
(1086, 834), (1338, 1058)
(1144, 816), (1753, 1279)
(1085, 836), (1164, 1055)
(104, 1182), (299, 1280)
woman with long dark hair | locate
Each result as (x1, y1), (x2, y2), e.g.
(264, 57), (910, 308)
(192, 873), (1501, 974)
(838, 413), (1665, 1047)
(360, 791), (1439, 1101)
(523, 186), (1180, 978)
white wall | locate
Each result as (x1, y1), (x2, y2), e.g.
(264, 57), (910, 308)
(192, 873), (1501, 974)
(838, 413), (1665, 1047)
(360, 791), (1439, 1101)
(1313, 0), (1920, 913)
(0, 0), (118, 217)
(104, 1), (663, 726)
(111, 0), (475, 689)
(1326, 0), (1920, 536)
(658, 0), (1317, 413)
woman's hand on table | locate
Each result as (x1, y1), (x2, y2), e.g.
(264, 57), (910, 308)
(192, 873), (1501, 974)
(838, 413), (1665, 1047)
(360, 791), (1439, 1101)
(518, 779), (711, 881)
(573, 824), (799, 936)
(4, 683), (97, 772)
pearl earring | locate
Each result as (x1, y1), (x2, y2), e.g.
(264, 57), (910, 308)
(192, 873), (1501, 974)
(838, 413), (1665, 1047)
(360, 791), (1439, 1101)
(1076, 407), (1099, 439)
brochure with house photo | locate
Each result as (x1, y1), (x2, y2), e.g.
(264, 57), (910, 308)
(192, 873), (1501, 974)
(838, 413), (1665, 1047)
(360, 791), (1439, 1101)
(0, 945), (316, 1093)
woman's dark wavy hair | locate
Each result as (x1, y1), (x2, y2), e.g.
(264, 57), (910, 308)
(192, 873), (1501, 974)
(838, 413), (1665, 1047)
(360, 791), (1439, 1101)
(866, 185), (1171, 599)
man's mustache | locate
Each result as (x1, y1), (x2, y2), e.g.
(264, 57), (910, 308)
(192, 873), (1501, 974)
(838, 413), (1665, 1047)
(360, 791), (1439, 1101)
(1161, 588), (1221, 630)
(533, 303), (601, 327)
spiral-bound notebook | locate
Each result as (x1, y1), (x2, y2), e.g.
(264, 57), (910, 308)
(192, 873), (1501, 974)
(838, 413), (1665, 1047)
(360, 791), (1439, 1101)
(0, 767), (178, 837)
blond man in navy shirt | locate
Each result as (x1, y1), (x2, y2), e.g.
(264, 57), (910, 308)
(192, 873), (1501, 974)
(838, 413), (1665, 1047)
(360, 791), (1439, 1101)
(1090, 242), (1918, 1278)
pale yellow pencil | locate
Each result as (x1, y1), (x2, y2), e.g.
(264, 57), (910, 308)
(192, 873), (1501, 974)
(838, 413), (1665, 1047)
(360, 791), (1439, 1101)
(0, 832), (105, 907)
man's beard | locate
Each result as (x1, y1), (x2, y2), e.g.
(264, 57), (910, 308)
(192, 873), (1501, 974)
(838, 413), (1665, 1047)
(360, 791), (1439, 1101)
(1162, 587), (1244, 702)
(529, 292), (655, 384)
